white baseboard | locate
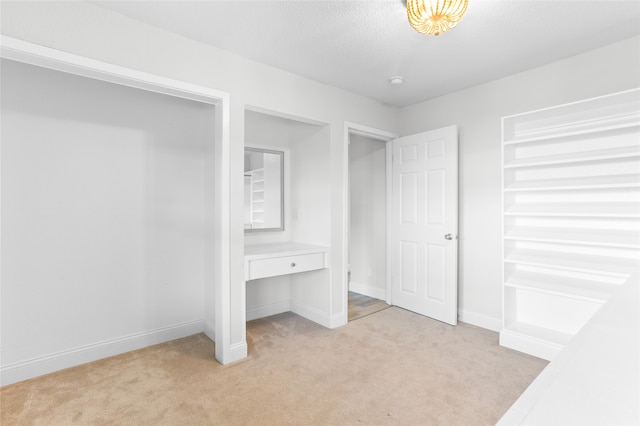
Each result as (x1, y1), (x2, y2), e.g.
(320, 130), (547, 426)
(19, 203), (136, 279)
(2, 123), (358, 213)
(349, 281), (387, 300)
(499, 328), (560, 361)
(229, 341), (248, 362)
(247, 299), (343, 329)
(204, 320), (216, 342)
(291, 302), (332, 328)
(246, 300), (291, 321)
(328, 312), (348, 329)
(213, 340), (248, 365)
(0, 319), (204, 386)
(458, 309), (502, 332)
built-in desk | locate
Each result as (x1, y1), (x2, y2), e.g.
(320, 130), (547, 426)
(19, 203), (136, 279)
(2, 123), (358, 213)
(244, 242), (329, 281)
(243, 242), (331, 325)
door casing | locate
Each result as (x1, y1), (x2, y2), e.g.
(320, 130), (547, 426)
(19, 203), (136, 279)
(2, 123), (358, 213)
(343, 123), (398, 324)
(343, 122), (459, 325)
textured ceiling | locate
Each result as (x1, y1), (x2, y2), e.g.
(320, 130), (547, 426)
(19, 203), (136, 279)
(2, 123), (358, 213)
(93, 1), (640, 108)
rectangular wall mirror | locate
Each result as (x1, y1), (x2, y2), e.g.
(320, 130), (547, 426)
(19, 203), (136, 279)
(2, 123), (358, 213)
(244, 148), (284, 232)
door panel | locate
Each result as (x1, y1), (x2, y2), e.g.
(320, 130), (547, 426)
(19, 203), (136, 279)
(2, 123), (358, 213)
(401, 241), (418, 294)
(426, 169), (446, 224)
(401, 172), (418, 224)
(426, 243), (446, 302)
(401, 144), (418, 163)
(391, 126), (458, 325)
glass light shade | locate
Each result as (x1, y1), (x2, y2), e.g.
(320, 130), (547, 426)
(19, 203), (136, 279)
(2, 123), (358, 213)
(407, 0), (469, 36)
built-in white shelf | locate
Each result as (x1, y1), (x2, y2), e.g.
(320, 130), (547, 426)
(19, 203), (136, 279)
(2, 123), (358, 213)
(504, 145), (640, 169)
(504, 270), (616, 303)
(503, 117), (639, 145)
(504, 202), (640, 218)
(503, 90), (640, 145)
(501, 88), (640, 361)
(504, 227), (640, 249)
(504, 174), (640, 192)
(504, 249), (639, 278)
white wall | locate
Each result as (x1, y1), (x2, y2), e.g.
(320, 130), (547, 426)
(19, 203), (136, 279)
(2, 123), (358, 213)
(289, 125), (333, 323)
(1, 59), (215, 382)
(399, 35), (640, 330)
(289, 125), (331, 246)
(349, 134), (387, 300)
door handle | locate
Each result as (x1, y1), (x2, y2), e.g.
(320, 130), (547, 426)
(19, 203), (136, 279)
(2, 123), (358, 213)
(444, 234), (453, 240)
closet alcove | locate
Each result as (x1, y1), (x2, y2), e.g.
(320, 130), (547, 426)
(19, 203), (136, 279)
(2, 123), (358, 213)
(1, 53), (226, 384)
(243, 109), (333, 325)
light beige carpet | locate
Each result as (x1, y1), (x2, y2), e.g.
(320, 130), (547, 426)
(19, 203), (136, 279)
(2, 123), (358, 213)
(1, 308), (547, 425)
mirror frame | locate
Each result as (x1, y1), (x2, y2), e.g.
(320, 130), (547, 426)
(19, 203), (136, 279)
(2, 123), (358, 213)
(244, 147), (285, 233)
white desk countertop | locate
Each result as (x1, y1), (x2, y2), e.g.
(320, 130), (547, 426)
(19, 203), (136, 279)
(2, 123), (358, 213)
(244, 242), (329, 260)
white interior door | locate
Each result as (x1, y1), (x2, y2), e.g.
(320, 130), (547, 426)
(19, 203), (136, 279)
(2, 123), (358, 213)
(390, 126), (458, 325)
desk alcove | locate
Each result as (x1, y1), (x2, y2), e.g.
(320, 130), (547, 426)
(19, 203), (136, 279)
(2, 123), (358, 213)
(243, 108), (333, 329)
(244, 243), (331, 325)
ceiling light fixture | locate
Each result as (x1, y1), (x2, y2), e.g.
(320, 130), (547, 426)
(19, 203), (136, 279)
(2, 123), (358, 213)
(407, 0), (469, 36)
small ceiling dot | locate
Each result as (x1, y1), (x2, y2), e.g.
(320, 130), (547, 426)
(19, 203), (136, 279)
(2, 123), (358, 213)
(389, 76), (404, 86)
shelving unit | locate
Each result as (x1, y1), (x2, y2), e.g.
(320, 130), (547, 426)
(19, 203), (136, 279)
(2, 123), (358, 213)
(248, 168), (265, 227)
(500, 88), (640, 360)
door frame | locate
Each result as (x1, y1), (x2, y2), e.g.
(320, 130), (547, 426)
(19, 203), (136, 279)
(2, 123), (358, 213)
(0, 36), (236, 365)
(342, 122), (398, 321)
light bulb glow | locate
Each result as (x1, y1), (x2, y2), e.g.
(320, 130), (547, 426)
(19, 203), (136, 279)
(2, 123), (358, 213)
(407, 0), (468, 36)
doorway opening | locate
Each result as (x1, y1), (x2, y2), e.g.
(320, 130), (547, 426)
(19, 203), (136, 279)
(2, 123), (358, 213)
(348, 292), (389, 321)
(343, 123), (459, 326)
(346, 125), (397, 321)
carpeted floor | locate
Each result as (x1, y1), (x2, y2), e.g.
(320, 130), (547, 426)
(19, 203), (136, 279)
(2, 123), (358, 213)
(1, 308), (547, 425)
